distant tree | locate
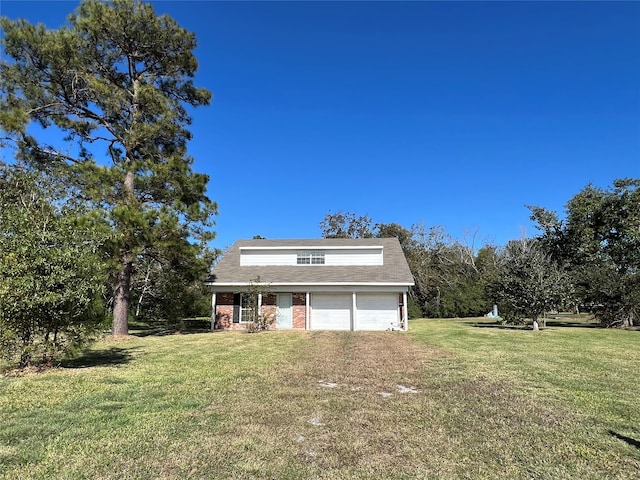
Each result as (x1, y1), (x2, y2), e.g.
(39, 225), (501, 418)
(320, 211), (374, 238)
(0, 0), (216, 336)
(529, 178), (640, 327)
(0, 164), (107, 367)
(130, 244), (217, 325)
(434, 230), (490, 318)
(414, 236), (492, 318)
(490, 238), (572, 329)
(476, 244), (500, 281)
(377, 222), (413, 247)
(476, 244), (500, 309)
(403, 223), (452, 318)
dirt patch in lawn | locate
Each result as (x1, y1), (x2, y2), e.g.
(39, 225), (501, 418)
(284, 331), (433, 394)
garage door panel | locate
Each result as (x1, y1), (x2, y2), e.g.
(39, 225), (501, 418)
(357, 294), (399, 331)
(312, 294), (351, 330)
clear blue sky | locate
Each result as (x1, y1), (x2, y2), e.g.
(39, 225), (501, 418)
(2, 1), (639, 250)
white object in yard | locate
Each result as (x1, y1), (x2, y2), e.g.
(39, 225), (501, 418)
(397, 385), (419, 394)
(485, 304), (499, 318)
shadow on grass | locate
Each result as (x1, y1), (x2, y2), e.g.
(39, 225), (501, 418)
(466, 318), (603, 330)
(60, 347), (136, 369)
(130, 318), (212, 337)
(609, 430), (640, 450)
(544, 320), (602, 328)
(131, 327), (213, 337)
(466, 321), (530, 331)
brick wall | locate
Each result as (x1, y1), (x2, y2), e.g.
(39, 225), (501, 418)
(292, 293), (306, 329)
(214, 291), (308, 330)
(215, 292), (234, 329)
(216, 304), (233, 329)
(262, 305), (276, 328)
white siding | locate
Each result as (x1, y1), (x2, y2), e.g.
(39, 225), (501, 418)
(325, 249), (382, 266)
(240, 249), (297, 266)
(356, 294), (399, 331)
(311, 294), (352, 330)
(240, 248), (383, 266)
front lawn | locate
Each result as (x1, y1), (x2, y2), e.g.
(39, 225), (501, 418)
(1, 319), (638, 479)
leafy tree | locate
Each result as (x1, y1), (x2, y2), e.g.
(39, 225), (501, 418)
(529, 179), (640, 327)
(377, 222), (413, 247)
(131, 244), (217, 325)
(401, 224), (491, 318)
(374, 223), (420, 318)
(406, 223), (450, 317)
(490, 238), (572, 329)
(1, 0), (216, 335)
(0, 163), (107, 367)
(320, 211), (374, 238)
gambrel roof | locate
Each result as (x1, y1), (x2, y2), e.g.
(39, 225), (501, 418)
(205, 238), (414, 286)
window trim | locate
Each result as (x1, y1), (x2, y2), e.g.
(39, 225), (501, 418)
(297, 251), (325, 265)
(240, 293), (255, 323)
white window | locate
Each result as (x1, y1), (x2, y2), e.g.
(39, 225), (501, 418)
(297, 251), (325, 265)
(240, 293), (256, 322)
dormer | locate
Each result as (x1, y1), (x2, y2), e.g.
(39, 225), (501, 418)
(239, 245), (384, 266)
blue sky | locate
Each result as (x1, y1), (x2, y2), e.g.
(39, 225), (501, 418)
(2, 1), (639, 250)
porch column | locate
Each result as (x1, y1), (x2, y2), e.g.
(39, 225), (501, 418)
(305, 292), (310, 330)
(352, 292), (357, 331)
(403, 291), (408, 331)
(210, 292), (217, 331)
(258, 293), (263, 321)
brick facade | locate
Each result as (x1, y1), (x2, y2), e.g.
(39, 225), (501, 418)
(214, 292), (235, 329)
(292, 293), (306, 329)
(213, 291), (308, 330)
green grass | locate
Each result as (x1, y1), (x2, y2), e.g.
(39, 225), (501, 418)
(1, 319), (638, 479)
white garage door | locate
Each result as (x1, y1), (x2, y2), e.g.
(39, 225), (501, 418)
(356, 294), (399, 331)
(311, 294), (352, 330)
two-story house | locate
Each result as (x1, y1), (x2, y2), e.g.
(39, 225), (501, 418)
(205, 238), (414, 331)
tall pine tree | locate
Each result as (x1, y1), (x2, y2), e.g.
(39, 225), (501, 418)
(1, 0), (216, 335)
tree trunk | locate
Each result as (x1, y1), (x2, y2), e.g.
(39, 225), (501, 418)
(621, 311), (634, 328)
(19, 329), (33, 368)
(112, 253), (133, 336)
(112, 159), (136, 335)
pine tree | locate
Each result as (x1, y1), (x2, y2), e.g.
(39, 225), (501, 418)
(1, 0), (216, 335)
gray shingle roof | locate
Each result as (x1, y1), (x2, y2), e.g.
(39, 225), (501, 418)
(205, 238), (414, 285)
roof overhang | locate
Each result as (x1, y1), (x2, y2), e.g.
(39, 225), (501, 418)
(205, 281), (414, 293)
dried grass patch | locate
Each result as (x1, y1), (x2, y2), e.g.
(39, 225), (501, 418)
(189, 331), (552, 477)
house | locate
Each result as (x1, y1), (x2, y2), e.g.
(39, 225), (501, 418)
(204, 238), (414, 331)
